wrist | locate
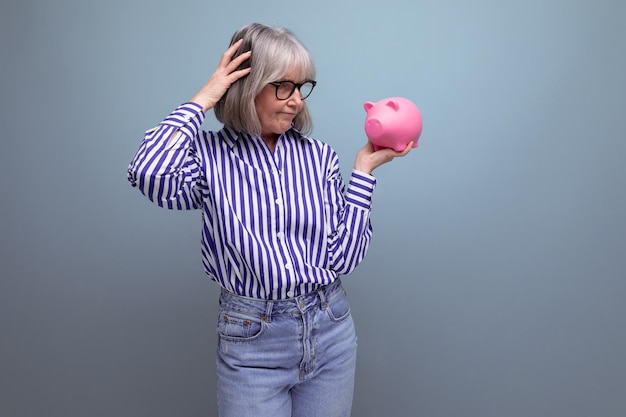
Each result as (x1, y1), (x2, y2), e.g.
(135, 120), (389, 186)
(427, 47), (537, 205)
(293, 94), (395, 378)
(189, 94), (214, 113)
(353, 163), (372, 175)
(353, 155), (374, 174)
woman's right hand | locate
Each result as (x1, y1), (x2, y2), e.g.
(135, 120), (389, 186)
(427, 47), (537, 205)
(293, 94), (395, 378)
(353, 141), (413, 175)
(190, 39), (252, 112)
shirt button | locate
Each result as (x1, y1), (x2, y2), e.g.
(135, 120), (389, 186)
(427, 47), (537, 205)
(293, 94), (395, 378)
(275, 198), (282, 205)
(287, 291), (294, 298)
(285, 263), (292, 270)
(276, 232), (284, 239)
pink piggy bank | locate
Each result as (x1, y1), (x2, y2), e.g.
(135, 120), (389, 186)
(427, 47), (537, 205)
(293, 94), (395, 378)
(364, 97), (423, 151)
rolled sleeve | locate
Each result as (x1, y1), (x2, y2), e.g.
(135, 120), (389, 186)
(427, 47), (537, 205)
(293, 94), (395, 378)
(161, 102), (205, 144)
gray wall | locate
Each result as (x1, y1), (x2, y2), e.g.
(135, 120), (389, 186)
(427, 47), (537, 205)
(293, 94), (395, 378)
(2, 0), (625, 416)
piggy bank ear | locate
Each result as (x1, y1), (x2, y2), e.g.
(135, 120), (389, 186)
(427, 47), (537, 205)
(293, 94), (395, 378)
(364, 102), (375, 112)
(385, 100), (400, 112)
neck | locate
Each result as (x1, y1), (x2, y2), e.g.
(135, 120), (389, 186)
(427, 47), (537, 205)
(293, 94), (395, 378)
(261, 133), (279, 152)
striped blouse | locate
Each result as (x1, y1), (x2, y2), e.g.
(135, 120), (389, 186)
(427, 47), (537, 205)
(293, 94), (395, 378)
(128, 102), (377, 300)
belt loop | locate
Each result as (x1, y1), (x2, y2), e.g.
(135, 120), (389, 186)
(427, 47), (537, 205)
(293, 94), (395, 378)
(317, 284), (329, 310)
(263, 300), (273, 323)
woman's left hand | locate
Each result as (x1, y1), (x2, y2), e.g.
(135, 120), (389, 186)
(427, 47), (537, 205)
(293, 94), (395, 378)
(353, 141), (413, 175)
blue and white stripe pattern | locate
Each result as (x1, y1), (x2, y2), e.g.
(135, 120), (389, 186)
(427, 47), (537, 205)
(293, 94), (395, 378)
(128, 102), (377, 300)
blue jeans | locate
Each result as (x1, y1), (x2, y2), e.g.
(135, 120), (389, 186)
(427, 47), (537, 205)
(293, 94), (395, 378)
(216, 278), (357, 417)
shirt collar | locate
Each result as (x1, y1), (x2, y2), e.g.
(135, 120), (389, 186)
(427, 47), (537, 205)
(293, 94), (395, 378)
(220, 125), (313, 147)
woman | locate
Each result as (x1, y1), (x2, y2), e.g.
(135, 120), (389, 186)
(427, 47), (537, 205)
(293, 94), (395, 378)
(127, 23), (412, 417)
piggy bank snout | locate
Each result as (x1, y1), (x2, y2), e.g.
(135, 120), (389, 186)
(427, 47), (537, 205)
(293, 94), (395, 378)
(365, 118), (383, 138)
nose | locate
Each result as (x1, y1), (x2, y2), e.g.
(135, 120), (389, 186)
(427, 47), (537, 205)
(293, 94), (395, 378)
(292, 87), (304, 100)
(287, 88), (304, 105)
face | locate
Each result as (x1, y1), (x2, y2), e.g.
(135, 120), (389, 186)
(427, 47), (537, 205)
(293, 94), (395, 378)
(255, 67), (306, 142)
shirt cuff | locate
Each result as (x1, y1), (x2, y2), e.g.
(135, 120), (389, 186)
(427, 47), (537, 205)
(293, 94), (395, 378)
(162, 102), (205, 139)
(345, 170), (377, 210)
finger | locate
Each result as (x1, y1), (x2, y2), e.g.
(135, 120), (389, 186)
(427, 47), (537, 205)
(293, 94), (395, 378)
(218, 39), (244, 67)
(227, 67), (252, 82)
(226, 50), (252, 70)
(227, 38), (244, 54)
(395, 141), (413, 157)
(380, 142), (411, 160)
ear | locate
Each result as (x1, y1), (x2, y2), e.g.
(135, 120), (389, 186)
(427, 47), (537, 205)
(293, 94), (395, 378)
(385, 100), (400, 111)
(364, 102), (374, 112)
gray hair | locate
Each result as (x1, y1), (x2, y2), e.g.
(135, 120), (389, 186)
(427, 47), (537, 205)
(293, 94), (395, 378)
(214, 23), (316, 136)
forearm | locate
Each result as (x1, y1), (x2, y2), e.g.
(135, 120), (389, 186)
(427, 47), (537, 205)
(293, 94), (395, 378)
(328, 170), (377, 275)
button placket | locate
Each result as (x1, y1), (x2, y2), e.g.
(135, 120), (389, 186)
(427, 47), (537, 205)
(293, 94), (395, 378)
(269, 146), (295, 293)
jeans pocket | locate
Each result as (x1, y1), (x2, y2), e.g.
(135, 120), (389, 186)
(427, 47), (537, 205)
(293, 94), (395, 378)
(217, 309), (265, 342)
(325, 291), (351, 322)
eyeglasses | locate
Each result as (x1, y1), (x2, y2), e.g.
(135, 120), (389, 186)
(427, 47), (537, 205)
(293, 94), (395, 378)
(268, 80), (317, 100)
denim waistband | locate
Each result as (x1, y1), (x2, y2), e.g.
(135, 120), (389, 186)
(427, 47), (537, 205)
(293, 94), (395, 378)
(219, 279), (344, 320)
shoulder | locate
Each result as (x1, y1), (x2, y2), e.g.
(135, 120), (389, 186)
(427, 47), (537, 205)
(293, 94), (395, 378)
(290, 131), (342, 178)
(192, 126), (236, 148)
(290, 128), (336, 156)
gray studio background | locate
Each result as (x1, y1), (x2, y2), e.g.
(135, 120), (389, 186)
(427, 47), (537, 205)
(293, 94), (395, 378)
(1, 0), (625, 416)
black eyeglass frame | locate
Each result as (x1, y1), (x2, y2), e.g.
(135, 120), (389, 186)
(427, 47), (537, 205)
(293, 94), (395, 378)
(268, 80), (317, 100)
